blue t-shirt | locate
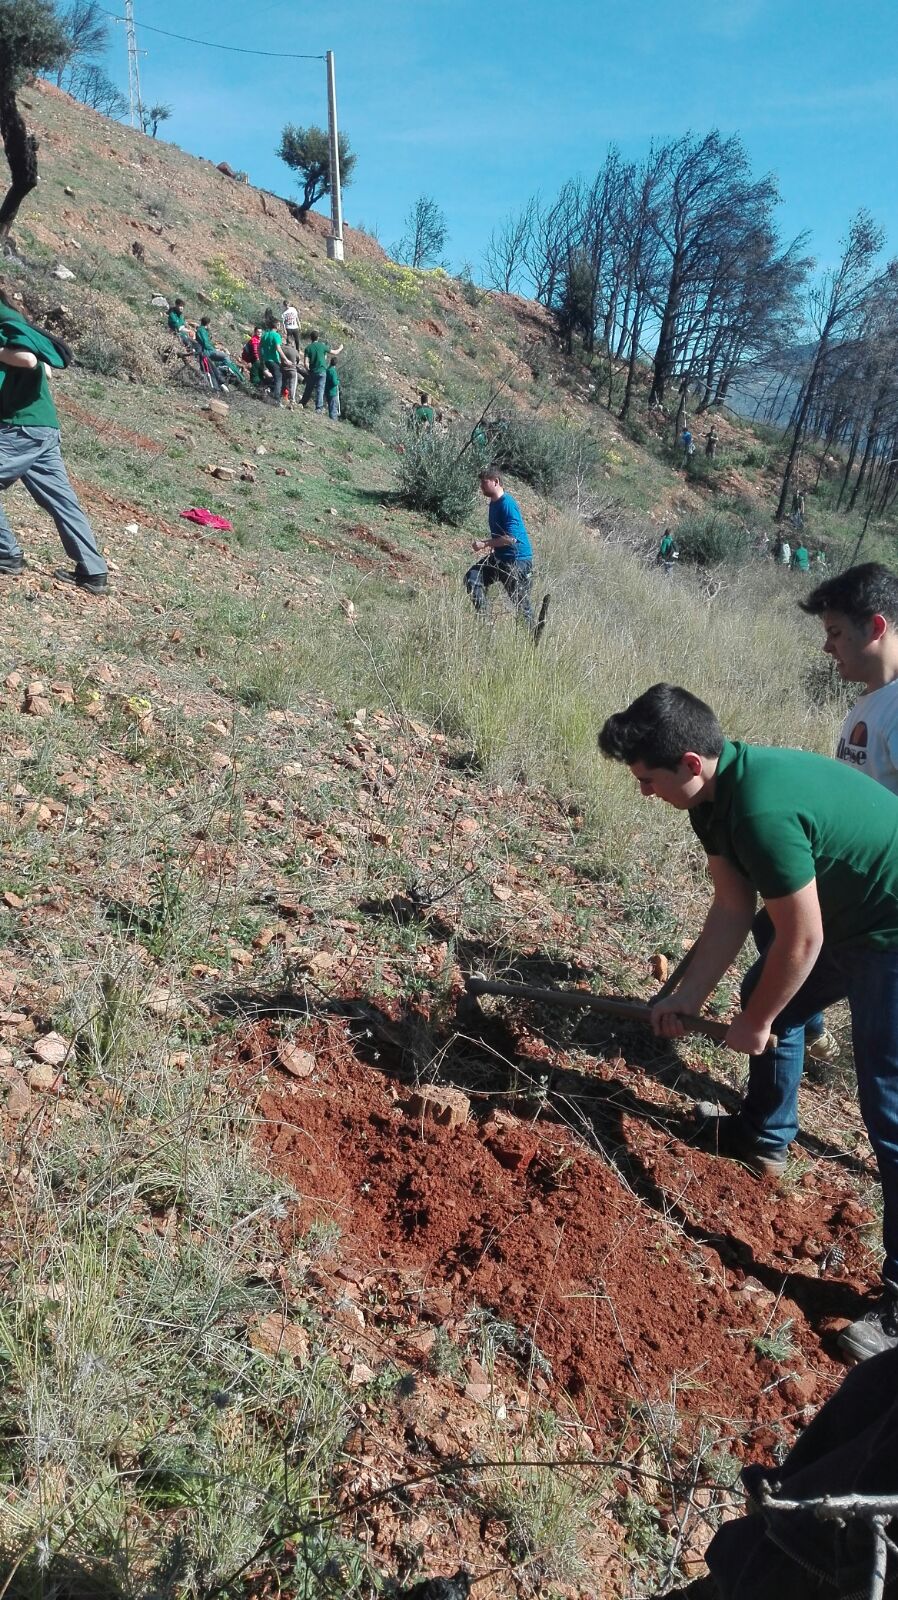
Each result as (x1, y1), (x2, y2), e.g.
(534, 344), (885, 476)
(488, 493), (533, 562)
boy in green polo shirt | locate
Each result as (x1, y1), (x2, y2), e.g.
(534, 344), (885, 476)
(259, 318), (284, 404)
(324, 356), (340, 421)
(0, 302), (108, 593)
(414, 392), (435, 427)
(300, 330), (343, 413)
(599, 681), (898, 1363)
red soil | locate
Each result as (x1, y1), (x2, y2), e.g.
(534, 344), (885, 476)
(247, 1006), (876, 1452)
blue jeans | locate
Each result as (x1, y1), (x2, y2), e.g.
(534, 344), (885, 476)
(740, 914), (898, 1283)
(464, 554), (534, 627)
(301, 372), (326, 411)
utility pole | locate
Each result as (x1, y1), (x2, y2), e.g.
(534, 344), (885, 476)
(325, 49), (344, 262)
(124, 0), (144, 130)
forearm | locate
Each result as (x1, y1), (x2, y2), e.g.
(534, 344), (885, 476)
(670, 900), (755, 1009)
(0, 348), (37, 369)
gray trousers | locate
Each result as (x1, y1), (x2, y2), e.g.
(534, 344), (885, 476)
(0, 426), (107, 578)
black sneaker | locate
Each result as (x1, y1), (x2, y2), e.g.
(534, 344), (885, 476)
(53, 567), (108, 596)
(695, 1110), (788, 1179)
(838, 1287), (898, 1362)
(0, 556), (24, 576)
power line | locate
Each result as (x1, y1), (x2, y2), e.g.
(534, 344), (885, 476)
(98, 7), (325, 58)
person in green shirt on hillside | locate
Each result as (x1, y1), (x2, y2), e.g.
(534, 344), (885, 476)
(324, 356), (340, 421)
(599, 681), (898, 1363)
(0, 299), (108, 594)
(301, 330), (343, 413)
(791, 539), (810, 573)
(415, 392), (435, 427)
(657, 527), (678, 576)
(259, 312), (285, 404)
(167, 298), (189, 341)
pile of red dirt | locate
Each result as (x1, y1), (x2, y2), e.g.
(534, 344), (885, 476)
(246, 1005), (876, 1451)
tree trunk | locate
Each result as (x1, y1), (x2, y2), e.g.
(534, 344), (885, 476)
(835, 425), (862, 507)
(0, 86), (40, 240)
(649, 263), (683, 406)
(848, 425), (879, 512)
(775, 343), (828, 521)
(618, 290), (645, 422)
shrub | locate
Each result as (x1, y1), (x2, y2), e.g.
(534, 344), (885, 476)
(76, 334), (120, 376)
(206, 255), (248, 312)
(675, 513), (753, 567)
(492, 412), (596, 495)
(338, 347), (390, 430)
(396, 422), (477, 524)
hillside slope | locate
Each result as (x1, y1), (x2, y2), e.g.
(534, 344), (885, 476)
(0, 81), (887, 1600)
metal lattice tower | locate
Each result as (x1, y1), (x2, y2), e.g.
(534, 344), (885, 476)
(124, 0), (144, 129)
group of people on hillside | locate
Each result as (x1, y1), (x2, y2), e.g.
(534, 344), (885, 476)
(168, 297), (344, 418)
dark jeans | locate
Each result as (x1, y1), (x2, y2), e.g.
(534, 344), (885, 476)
(301, 372), (326, 411)
(740, 911), (898, 1283)
(284, 327), (301, 351)
(464, 554), (534, 627)
(265, 362), (283, 402)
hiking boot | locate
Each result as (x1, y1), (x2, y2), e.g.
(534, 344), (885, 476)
(838, 1287), (898, 1362)
(53, 567), (108, 596)
(806, 1026), (840, 1066)
(0, 555), (24, 576)
(695, 1111), (788, 1179)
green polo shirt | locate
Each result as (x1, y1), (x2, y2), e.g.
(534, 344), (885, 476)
(195, 324), (215, 355)
(304, 340), (329, 375)
(260, 329), (282, 369)
(324, 365), (339, 395)
(415, 405), (434, 426)
(0, 360), (60, 428)
(689, 739), (898, 949)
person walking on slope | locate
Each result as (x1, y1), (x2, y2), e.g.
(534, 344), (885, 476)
(790, 538), (810, 574)
(415, 392), (435, 427)
(599, 681), (898, 1362)
(301, 330), (343, 413)
(657, 527), (678, 576)
(281, 299), (300, 353)
(465, 468), (536, 629)
(0, 298), (108, 594)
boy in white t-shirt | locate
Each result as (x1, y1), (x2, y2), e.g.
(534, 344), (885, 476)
(799, 563), (898, 1069)
(802, 562), (898, 794)
(281, 301), (300, 353)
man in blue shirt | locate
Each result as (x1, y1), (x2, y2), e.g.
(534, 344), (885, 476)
(465, 467), (535, 628)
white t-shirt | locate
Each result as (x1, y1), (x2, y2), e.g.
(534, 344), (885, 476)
(836, 679), (898, 794)
(282, 304), (299, 330)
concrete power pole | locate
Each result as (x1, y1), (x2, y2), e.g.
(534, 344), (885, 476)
(325, 50), (344, 262)
(124, 0), (144, 130)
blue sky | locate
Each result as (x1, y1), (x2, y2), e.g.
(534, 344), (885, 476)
(103, 0), (898, 277)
